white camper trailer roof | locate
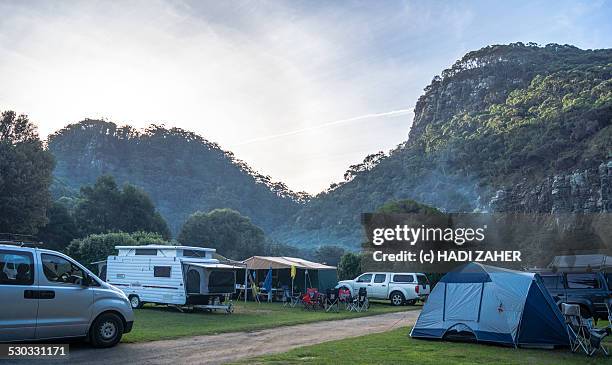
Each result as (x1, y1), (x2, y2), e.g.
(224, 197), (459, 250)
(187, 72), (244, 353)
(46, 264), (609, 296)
(114, 245), (216, 252)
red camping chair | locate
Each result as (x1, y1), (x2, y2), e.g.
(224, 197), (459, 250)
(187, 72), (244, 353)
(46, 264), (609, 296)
(302, 288), (320, 310)
(338, 287), (352, 310)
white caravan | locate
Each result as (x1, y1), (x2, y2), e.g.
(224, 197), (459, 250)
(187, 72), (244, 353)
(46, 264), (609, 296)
(103, 245), (242, 312)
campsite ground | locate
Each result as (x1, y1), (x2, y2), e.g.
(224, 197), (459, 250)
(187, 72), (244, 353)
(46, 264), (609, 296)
(122, 300), (415, 342)
(241, 325), (612, 365)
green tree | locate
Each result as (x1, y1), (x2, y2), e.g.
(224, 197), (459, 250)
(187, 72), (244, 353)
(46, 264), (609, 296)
(36, 201), (79, 252)
(178, 208), (265, 260)
(74, 175), (170, 238)
(337, 252), (362, 280)
(0, 111), (55, 234)
(314, 245), (346, 266)
(376, 199), (442, 214)
(66, 231), (168, 269)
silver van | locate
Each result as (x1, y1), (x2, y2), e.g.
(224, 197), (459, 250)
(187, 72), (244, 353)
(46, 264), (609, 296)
(0, 243), (134, 347)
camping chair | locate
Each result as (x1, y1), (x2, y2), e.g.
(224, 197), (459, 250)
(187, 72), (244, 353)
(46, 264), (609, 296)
(338, 287), (352, 310)
(349, 287), (369, 312)
(562, 303), (609, 356)
(281, 286), (301, 307)
(302, 288), (320, 310)
(325, 288), (340, 312)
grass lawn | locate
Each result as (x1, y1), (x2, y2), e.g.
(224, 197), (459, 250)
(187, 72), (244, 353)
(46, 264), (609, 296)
(122, 300), (416, 343)
(240, 326), (612, 365)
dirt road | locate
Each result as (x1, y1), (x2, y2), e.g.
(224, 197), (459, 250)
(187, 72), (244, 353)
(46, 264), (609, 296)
(18, 310), (419, 365)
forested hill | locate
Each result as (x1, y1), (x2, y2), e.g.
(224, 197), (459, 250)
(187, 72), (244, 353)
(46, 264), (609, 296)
(270, 43), (612, 247)
(48, 121), (308, 234)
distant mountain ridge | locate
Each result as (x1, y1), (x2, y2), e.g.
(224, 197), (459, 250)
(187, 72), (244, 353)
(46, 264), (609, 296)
(48, 120), (308, 235)
(48, 43), (612, 249)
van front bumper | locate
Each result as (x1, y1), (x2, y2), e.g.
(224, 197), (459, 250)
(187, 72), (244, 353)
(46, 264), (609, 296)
(124, 321), (134, 333)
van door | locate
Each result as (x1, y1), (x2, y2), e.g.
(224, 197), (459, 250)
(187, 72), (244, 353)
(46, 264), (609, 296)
(35, 253), (93, 339)
(0, 249), (38, 341)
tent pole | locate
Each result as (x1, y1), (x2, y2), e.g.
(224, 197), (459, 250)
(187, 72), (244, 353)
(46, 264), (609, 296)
(244, 268), (248, 303)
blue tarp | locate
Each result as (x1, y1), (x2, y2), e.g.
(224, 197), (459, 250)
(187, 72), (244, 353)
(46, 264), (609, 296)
(410, 262), (569, 348)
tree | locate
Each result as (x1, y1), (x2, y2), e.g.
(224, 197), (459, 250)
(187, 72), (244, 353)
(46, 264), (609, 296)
(36, 201), (79, 252)
(376, 199), (442, 214)
(0, 110), (54, 234)
(66, 231), (168, 269)
(74, 175), (170, 238)
(178, 209), (265, 260)
(337, 252), (362, 280)
(314, 245), (346, 266)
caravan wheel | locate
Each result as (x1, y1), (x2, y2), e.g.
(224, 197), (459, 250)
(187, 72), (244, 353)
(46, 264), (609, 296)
(129, 295), (143, 309)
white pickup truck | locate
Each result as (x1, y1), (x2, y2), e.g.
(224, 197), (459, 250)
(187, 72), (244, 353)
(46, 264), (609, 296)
(336, 272), (430, 306)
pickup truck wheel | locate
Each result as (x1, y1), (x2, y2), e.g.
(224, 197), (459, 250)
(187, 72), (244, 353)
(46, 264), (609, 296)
(390, 292), (405, 306)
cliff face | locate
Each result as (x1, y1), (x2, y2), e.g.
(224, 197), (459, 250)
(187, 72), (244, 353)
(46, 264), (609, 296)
(490, 161), (612, 213)
(272, 43), (612, 247)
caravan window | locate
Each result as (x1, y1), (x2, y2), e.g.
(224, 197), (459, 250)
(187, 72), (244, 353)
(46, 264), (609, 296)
(135, 249), (158, 256)
(153, 266), (171, 278)
(209, 271), (235, 293)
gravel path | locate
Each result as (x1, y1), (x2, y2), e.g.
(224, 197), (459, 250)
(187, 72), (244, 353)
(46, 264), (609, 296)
(15, 310), (420, 365)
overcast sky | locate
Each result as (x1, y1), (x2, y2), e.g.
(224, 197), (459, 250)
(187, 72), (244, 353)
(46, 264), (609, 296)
(1, 1), (611, 194)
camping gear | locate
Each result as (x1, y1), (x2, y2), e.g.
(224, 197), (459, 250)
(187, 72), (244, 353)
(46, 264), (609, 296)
(243, 256), (337, 294)
(348, 287), (369, 312)
(263, 267), (273, 302)
(302, 288), (321, 310)
(411, 262), (569, 348)
(338, 287), (352, 309)
(562, 303), (609, 356)
(325, 288), (340, 312)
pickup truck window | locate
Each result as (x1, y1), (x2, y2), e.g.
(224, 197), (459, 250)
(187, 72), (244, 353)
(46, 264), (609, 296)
(392, 274), (414, 283)
(417, 275), (429, 285)
(566, 273), (600, 289)
(374, 274), (386, 283)
(357, 274), (372, 283)
(541, 275), (563, 290)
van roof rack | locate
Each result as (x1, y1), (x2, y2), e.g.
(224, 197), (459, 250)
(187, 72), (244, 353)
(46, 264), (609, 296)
(0, 233), (43, 247)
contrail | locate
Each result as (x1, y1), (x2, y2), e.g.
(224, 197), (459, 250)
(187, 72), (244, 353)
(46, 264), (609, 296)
(234, 107), (414, 146)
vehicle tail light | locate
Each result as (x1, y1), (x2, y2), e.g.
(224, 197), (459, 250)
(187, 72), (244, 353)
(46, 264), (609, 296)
(415, 285), (419, 294)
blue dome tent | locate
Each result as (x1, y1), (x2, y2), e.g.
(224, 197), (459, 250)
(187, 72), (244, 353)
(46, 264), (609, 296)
(410, 263), (569, 348)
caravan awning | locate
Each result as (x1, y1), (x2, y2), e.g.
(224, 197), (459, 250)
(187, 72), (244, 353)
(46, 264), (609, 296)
(183, 262), (245, 269)
(243, 256), (336, 270)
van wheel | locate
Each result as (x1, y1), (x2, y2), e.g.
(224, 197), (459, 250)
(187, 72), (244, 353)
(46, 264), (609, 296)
(390, 292), (405, 306)
(90, 313), (124, 348)
(129, 295), (142, 309)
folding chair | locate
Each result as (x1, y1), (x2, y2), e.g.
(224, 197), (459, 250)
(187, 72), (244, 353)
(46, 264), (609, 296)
(354, 287), (369, 312)
(251, 283), (261, 304)
(338, 287), (352, 310)
(562, 303), (609, 357)
(324, 288), (340, 312)
(302, 288), (320, 310)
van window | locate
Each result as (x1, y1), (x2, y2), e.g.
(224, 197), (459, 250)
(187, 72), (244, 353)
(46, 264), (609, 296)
(0, 250), (34, 285)
(541, 275), (563, 290)
(356, 274), (372, 283)
(42, 254), (85, 285)
(374, 274), (387, 283)
(154, 266), (171, 278)
(393, 274), (414, 283)
(566, 273), (600, 289)
(135, 249), (157, 256)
